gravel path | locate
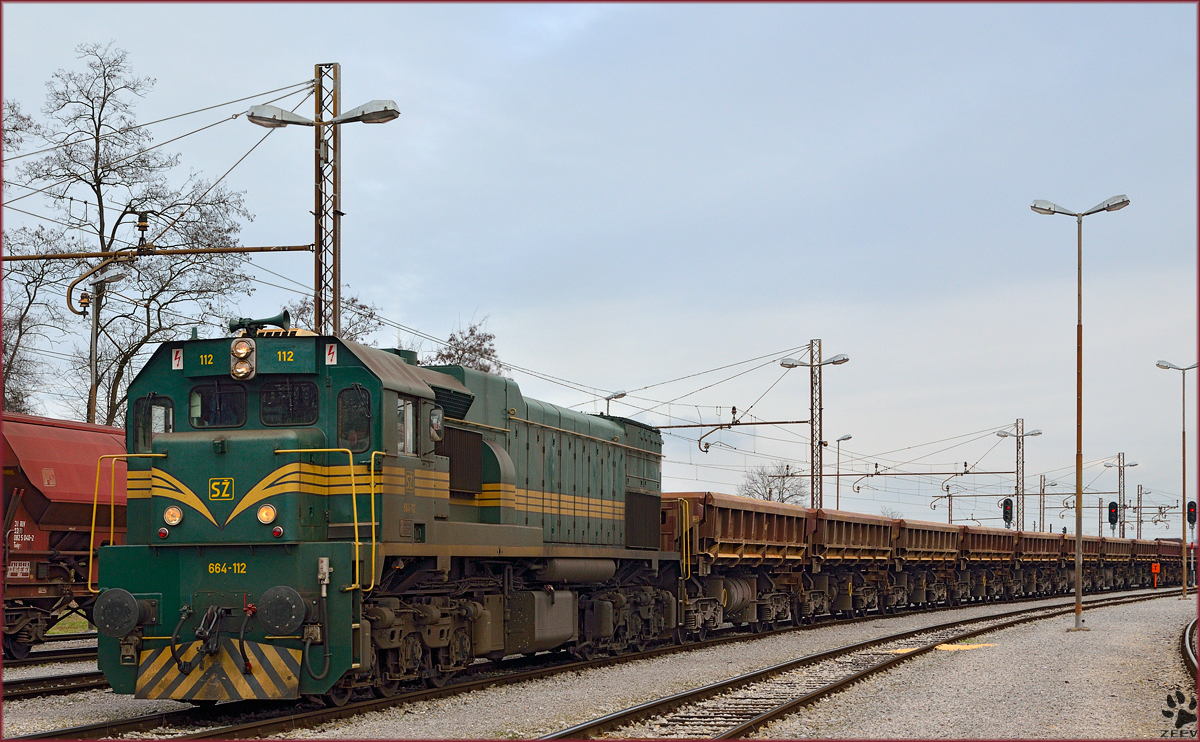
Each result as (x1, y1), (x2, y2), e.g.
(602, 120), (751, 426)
(267, 590), (1183, 739)
(753, 594), (1197, 739)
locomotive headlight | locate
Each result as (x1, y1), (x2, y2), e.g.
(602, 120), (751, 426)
(232, 339), (254, 358)
(257, 503), (277, 524)
(163, 506), (183, 526)
(230, 337), (256, 380)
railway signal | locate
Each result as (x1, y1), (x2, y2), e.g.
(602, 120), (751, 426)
(1188, 501), (1196, 526)
(1002, 498), (1014, 527)
(1108, 502), (1119, 530)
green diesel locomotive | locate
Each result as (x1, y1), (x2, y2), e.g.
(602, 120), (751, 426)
(93, 313), (672, 704)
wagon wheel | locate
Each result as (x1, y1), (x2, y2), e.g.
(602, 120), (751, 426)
(325, 684), (353, 707)
(2, 636), (31, 661)
(425, 667), (457, 688)
(372, 649), (403, 698)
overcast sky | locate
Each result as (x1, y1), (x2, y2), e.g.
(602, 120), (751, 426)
(3, 3), (1196, 536)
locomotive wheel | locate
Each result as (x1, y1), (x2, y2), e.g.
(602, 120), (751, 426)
(3, 636), (31, 660)
(325, 685), (352, 707)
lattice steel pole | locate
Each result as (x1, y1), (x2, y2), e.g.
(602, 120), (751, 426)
(1137, 484), (1143, 540)
(314, 63), (341, 337)
(810, 339), (822, 511)
(1117, 452), (1126, 538)
(1016, 418), (1025, 530)
(1040, 474), (1046, 533)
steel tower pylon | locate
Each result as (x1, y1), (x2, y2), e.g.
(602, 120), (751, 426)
(314, 63), (341, 337)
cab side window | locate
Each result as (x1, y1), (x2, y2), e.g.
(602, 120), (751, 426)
(261, 381), (319, 426)
(338, 387), (371, 453)
(133, 395), (174, 453)
(396, 398), (415, 454)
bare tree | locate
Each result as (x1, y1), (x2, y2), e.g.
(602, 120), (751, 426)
(12, 43), (253, 424)
(737, 462), (808, 505)
(426, 318), (501, 374)
(2, 99), (39, 162)
(284, 288), (383, 345)
(2, 228), (81, 413)
(879, 506), (904, 520)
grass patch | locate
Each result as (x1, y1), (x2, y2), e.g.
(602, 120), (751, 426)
(47, 612), (93, 635)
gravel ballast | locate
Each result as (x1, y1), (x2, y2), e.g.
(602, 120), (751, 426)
(2, 590), (1190, 739)
(753, 594), (1197, 739)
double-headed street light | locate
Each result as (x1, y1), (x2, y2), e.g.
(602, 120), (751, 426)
(1031, 192), (1129, 631)
(248, 63), (400, 337)
(1157, 359), (1196, 597)
(781, 341), (849, 509)
(1103, 454), (1137, 537)
(835, 434), (852, 510)
(604, 391), (627, 416)
(997, 423), (1041, 530)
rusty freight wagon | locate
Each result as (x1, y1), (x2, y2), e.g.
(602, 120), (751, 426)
(958, 525), (1018, 600)
(2, 412), (128, 659)
(890, 518), (961, 609)
(1015, 530), (1066, 594)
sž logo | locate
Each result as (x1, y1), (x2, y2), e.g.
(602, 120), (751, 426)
(1163, 690), (1197, 730)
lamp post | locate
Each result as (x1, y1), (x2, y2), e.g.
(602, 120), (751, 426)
(1031, 193), (1129, 631)
(835, 434), (851, 510)
(1156, 359), (1196, 598)
(781, 340), (849, 509)
(74, 265), (128, 423)
(1103, 454), (1137, 538)
(604, 391), (626, 416)
(997, 420), (1041, 530)
(248, 64), (399, 337)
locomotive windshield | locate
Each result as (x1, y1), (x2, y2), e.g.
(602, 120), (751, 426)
(260, 381), (319, 426)
(188, 383), (247, 428)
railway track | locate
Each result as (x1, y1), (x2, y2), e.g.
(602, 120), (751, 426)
(10, 586), (1186, 739)
(540, 590), (1189, 739)
(5, 646), (97, 668)
(3, 671), (110, 700)
(1182, 617), (1197, 679)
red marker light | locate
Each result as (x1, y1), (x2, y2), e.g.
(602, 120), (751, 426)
(272, 526), (284, 538)
(158, 527), (169, 539)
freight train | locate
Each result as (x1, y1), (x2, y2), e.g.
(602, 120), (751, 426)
(91, 313), (1187, 705)
(2, 412), (127, 659)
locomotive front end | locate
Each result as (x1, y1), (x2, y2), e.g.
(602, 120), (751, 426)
(96, 320), (371, 701)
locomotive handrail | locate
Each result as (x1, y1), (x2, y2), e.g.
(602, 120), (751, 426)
(274, 447), (366, 592)
(89, 453), (165, 593)
(366, 450), (388, 592)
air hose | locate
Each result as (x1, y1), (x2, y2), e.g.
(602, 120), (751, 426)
(303, 591), (331, 680)
(169, 606), (194, 674)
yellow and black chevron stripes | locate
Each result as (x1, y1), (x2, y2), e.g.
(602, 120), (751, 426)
(127, 470), (152, 500)
(135, 638), (300, 700)
(152, 470), (219, 527)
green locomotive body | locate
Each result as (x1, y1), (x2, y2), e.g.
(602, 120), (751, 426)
(95, 320), (671, 703)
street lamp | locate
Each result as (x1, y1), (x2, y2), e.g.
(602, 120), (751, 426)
(604, 391), (626, 416)
(781, 341), (849, 509)
(835, 434), (851, 510)
(997, 423), (1041, 530)
(1031, 192), (1128, 631)
(1157, 359), (1196, 597)
(1103, 454), (1138, 537)
(247, 64), (400, 337)
(84, 268), (128, 424)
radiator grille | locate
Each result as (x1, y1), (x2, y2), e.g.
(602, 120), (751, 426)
(625, 490), (661, 550)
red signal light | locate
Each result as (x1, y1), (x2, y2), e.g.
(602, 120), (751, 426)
(272, 526), (284, 538)
(158, 527), (169, 539)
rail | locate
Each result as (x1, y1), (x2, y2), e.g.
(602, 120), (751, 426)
(1183, 617), (1197, 679)
(89, 453), (165, 593)
(3, 670), (109, 699)
(274, 447), (366, 591)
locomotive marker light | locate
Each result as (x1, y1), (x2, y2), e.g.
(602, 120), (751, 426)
(1156, 359), (1197, 599)
(164, 505), (183, 526)
(246, 63), (401, 337)
(257, 503), (277, 524)
(1031, 192), (1129, 631)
